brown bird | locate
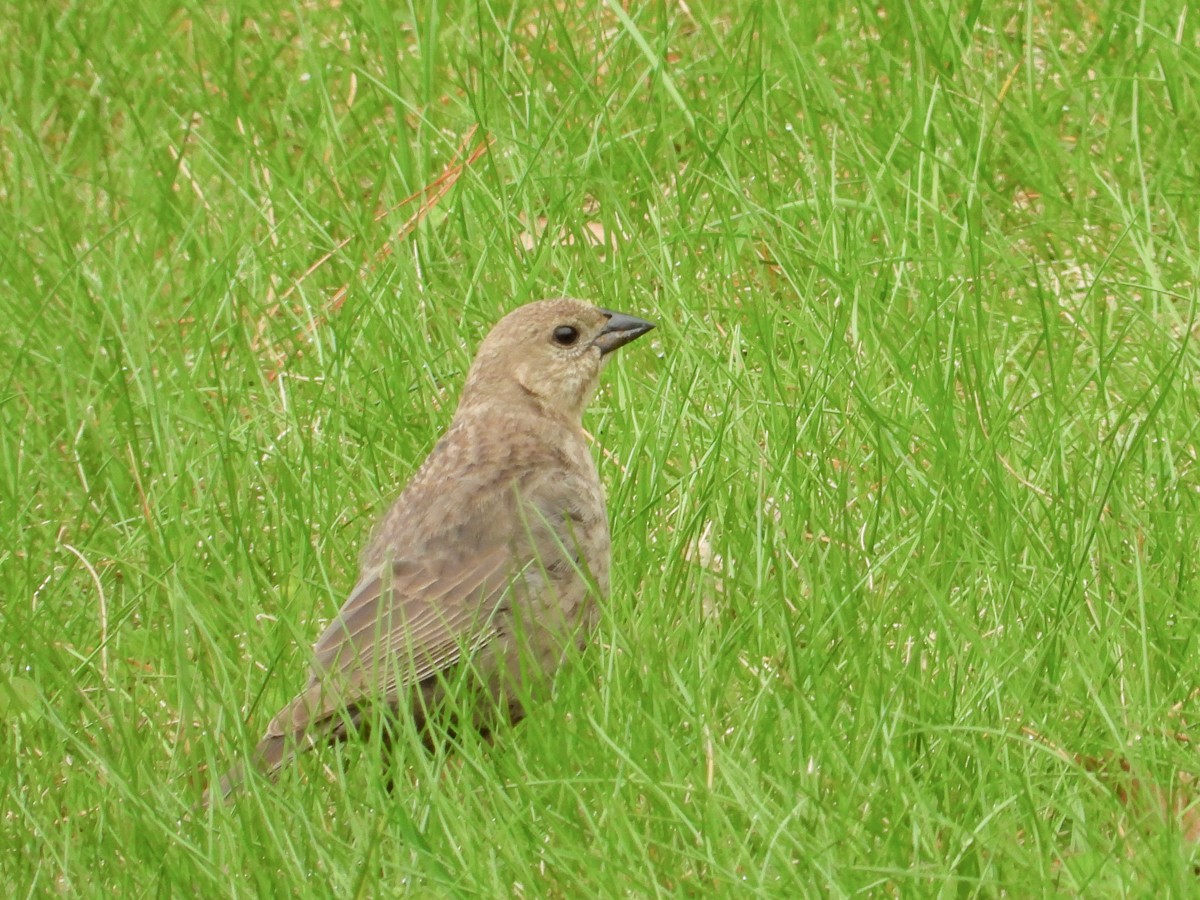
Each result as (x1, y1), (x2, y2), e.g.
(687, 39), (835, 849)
(214, 298), (654, 799)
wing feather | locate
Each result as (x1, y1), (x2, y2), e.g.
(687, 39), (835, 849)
(262, 544), (516, 745)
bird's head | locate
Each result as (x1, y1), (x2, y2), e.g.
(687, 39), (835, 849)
(459, 298), (655, 422)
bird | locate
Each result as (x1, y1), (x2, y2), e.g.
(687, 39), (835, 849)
(212, 298), (654, 800)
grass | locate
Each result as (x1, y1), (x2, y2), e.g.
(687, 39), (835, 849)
(3, 0), (1200, 894)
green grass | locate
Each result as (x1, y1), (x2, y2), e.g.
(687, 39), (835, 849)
(4, 0), (1200, 894)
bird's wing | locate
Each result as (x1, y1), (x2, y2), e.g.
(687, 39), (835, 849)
(253, 470), (592, 771)
(261, 543), (520, 744)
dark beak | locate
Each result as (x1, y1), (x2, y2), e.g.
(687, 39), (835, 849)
(593, 308), (655, 355)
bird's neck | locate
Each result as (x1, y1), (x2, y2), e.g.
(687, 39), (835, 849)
(457, 383), (584, 430)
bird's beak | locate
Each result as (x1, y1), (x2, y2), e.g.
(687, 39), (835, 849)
(593, 308), (655, 355)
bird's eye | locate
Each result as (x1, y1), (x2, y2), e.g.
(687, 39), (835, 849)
(552, 325), (579, 346)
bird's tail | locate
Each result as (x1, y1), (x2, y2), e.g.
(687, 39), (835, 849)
(202, 685), (368, 807)
(201, 733), (292, 807)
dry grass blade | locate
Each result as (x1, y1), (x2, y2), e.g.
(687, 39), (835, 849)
(1023, 726), (1200, 846)
(321, 128), (493, 314)
(258, 129), (492, 379)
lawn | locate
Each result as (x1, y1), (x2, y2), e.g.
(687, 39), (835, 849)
(3, 0), (1200, 894)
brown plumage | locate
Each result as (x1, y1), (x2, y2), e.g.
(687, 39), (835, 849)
(213, 299), (654, 799)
